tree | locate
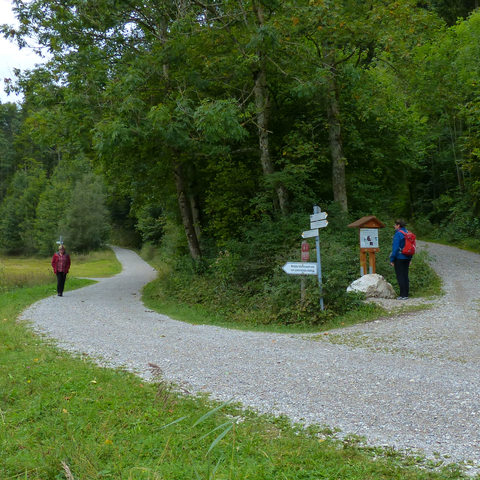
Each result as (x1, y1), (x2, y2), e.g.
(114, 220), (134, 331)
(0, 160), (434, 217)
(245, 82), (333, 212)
(281, 0), (440, 212)
(34, 156), (93, 255)
(0, 103), (21, 200)
(60, 173), (110, 252)
(0, 163), (46, 253)
(420, 0), (479, 25)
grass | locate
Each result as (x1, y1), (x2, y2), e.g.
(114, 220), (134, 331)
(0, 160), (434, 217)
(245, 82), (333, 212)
(0, 254), (472, 479)
(71, 249), (122, 278)
(142, 284), (390, 334)
(0, 249), (121, 291)
(419, 236), (480, 254)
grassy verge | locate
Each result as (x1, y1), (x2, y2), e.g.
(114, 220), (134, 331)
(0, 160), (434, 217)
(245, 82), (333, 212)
(419, 236), (480, 254)
(142, 284), (389, 334)
(0, 270), (470, 479)
(71, 249), (122, 277)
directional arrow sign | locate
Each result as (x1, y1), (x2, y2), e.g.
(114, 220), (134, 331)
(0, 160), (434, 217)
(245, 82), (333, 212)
(302, 228), (319, 239)
(282, 262), (318, 275)
(310, 212), (328, 223)
(310, 219), (328, 230)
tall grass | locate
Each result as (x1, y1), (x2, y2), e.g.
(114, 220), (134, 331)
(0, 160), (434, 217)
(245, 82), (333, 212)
(0, 249), (121, 292)
(0, 259), (53, 290)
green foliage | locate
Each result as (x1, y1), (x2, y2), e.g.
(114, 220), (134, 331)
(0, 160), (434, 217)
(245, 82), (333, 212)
(203, 157), (259, 242)
(60, 173), (110, 252)
(0, 165), (47, 254)
(420, 0), (479, 25)
(135, 204), (165, 245)
(143, 206), (442, 330)
(0, 102), (21, 199)
(193, 99), (248, 145)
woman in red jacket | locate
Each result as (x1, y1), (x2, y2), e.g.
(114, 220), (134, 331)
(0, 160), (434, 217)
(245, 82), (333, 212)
(51, 244), (71, 297)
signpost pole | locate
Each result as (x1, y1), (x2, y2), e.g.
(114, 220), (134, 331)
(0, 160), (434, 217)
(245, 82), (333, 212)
(301, 241), (309, 304)
(313, 205), (324, 311)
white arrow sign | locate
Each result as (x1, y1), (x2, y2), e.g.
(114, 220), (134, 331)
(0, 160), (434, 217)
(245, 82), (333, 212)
(282, 262), (318, 275)
(310, 219), (328, 230)
(310, 212), (328, 222)
(302, 228), (319, 239)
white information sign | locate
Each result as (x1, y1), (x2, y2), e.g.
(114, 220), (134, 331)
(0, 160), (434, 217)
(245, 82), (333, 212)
(360, 228), (379, 248)
(282, 262), (318, 275)
(310, 212), (328, 223)
(310, 219), (328, 230)
(302, 228), (319, 239)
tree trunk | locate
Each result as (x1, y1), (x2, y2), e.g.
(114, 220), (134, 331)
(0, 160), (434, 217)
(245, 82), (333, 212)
(174, 161), (202, 260)
(326, 67), (348, 212)
(189, 192), (201, 241)
(252, 1), (288, 215)
(451, 116), (465, 192)
(159, 12), (200, 258)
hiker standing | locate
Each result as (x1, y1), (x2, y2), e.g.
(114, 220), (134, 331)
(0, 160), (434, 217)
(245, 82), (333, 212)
(51, 244), (71, 297)
(390, 219), (413, 300)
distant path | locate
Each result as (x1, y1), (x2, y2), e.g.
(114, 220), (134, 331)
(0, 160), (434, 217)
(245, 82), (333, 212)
(21, 243), (480, 473)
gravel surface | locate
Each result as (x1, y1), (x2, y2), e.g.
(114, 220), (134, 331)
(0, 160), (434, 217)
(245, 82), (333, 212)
(21, 242), (480, 474)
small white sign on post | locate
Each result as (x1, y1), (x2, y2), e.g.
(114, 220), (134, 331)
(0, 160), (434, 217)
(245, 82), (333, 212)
(310, 219), (328, 230)
(360, 228), (379, 249)
(302, 228), (319, 239)
(282, 262), (318, 275)
(310, 212), (328, 223)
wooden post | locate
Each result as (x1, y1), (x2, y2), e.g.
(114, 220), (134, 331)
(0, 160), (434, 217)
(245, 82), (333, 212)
(369, 251), (376, 274)
(359, 250), (367, 276)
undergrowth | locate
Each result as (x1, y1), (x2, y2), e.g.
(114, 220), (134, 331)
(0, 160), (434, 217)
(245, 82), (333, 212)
(142, 209), (442, 331)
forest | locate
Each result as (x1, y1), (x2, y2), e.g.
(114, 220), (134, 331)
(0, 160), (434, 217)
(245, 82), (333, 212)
(1, 0), (479, 324)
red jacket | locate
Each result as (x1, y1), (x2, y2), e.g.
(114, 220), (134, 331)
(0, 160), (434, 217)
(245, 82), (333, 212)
(51, 252), (71, 274)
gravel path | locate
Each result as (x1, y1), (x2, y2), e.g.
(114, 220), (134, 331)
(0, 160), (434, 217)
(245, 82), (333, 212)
(21, 242), (480, 473)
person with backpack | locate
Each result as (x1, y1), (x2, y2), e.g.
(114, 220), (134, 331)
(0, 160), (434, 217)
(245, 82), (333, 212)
(390, 219), (416, 300)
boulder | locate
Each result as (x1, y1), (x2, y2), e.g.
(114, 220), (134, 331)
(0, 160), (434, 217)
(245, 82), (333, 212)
(346, 273), (396, 299)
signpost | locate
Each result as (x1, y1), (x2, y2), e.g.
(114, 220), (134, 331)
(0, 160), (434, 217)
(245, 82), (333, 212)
(312, 205), (325, 310)
(310, 212), (328, 223)
(283, 205), (327, 310)
(282, 262), (318, 275)
(300, 241), (310, 302)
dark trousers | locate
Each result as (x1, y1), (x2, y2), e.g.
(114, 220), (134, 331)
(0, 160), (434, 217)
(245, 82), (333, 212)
(394, 259), (410, 297)
(56, 272), (67, 295)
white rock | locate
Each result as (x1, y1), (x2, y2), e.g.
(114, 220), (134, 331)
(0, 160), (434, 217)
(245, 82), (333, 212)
(346, 273), (396, 299)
